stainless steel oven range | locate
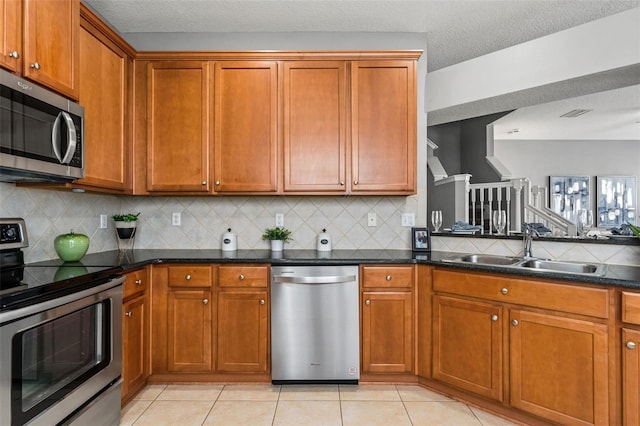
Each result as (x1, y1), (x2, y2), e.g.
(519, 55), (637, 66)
(0, 218), (124, 426)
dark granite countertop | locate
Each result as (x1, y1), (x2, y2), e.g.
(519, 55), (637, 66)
(26, 249), (640, 289)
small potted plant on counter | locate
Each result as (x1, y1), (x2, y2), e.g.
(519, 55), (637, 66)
(112, 212), (140, 240)
(262, 226), (293, 251)
(629, 222), (640, 239)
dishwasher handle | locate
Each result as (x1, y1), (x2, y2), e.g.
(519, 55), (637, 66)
(272, 274), (356, 284)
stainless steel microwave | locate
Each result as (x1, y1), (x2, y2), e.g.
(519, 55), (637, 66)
(0, 69), (84, 183)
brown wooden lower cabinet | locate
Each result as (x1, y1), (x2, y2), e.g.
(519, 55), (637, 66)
(432, 295), (503, 401)
(217, 290), (268, 372)
(509, 309), (609, 425)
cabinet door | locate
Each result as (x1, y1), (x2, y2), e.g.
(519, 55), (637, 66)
(167, 289), (212, 372)
(214, 61), (278, 192)
(432, 295), (503, 401)
(217, 291), (268, 372)
(623, 328), (640, 426)
(350, 60), (416, 193)
(510, 309), (609, 425)
(283, 61), (347, 192)
(23, 0), (79, 99)
(122, 295), (146, 400)
(362, 291), (413, 373)
(147, 61), (210, 192)
(77, 23), (130, 191)
(0, 0), (22, 72)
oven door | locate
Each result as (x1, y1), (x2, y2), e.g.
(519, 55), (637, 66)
(0, 277), (123, 426)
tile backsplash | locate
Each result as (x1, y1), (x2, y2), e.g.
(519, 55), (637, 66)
(2, 183), (638, 267)
(1, 183), (418, 262)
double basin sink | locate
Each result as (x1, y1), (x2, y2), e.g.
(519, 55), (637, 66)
(443, 254), (606, 276)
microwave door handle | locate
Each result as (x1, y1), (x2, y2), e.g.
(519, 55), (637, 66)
(51, 112), (63, 163)
(59, 111), (77, 164)
(51, 112), (77, 164)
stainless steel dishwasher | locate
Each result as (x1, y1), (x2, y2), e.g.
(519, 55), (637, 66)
(271, 265), (359, 384)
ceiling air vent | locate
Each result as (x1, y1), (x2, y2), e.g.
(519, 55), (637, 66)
(559, 109), (592, 118)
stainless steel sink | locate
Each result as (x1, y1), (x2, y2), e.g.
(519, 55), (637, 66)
(445, 254), (522, 266)
(518, 259), (605, 275)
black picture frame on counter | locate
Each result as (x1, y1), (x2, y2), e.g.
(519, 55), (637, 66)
(412, 227), (431, 252)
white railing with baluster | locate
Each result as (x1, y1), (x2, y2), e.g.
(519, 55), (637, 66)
(465, 177), (577, 236)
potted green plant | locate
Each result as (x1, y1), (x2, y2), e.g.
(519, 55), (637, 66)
(629, 222), (640, 239)
(262, 226), (293, 251)
(112, 212), (140, 240)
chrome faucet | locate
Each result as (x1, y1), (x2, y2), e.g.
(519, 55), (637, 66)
(522, 223), (538, 259)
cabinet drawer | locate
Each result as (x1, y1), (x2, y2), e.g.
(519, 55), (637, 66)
(362, 265), (414, 288)
(168, 266), (212, 287)
(123, 268), (148, 299)
(622, 292), (640, 325)
(219, 265), (268, 288)
(433, 269), (609, 319)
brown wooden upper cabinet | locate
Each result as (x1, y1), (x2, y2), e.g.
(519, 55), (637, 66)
(214, 61), (279, 193)
(351, 61), (416, 194)
(1, 0), (80, 99)
(283, 61), (347, 192)
(146, 61), (211, 193)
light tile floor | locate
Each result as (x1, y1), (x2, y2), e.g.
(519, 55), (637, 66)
(121, 383), (521, 425)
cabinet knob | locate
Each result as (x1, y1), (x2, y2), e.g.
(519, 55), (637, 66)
(239, 274), (245, 281)
(125, 311), (132, 317)
(185, 274), (191, 280)
(501, 288), (508, 295)
(260, 299), (265, 305)
(201, 181), (207, 185)
(354, 179), (359, 185)
(340, 180), (345, 186)
(365, 300), (371, 305)
(30, 62), (40, 70)
(627, 341), (637, 350)
(8, 51), (20, 59)
(491, 314), (498, 321)
(386, 275), (392, 281)
(215, 181), (220, 186)
(203, 298), (209, 305)
(511, 319), (519, 326)
(135, 279), (142, 285)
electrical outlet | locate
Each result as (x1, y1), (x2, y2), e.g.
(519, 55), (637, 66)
(401, 213), (415, 227)
(99, 214), (107, 229)
(367, 212), (377, 227)
(172, 212), (181, 226)
(275, 213), (284, 227)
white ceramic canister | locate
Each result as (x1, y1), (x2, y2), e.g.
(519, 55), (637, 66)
(221, 228), (237, 251)
(317, 228), (332, 251)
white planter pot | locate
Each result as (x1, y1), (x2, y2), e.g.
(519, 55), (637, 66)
(114, 221), (137, 240)
(270, 240), (284, 251)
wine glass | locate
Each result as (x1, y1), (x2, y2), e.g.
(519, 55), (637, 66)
(492, 210), (506, 235)
(431, 210), (443, 232)
(577, 209), (592, 237)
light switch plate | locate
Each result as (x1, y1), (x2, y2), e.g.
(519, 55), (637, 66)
(172, 212), (181, 226)
(401, 213), (415, 227)
(275, 213), (284, 227)
(367, 212), (377, 227)
(99, 214), (107, 229)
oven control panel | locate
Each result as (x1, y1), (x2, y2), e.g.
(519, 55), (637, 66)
(0, 218), (28, 249)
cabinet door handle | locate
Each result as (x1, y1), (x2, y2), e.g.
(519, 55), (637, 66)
(201, 181), (207, 185)
(202, 298), (209, 305)
(365, 300), (371, 305)
(125, 311), (132, 317)
(353, 179), (359, 185)
(135, 279), (142, 285)
(30, 61), (40, 70)
(215, 181), (221, 186)
(511, 319), (519, 326)
(386, 275), (392, 281)
(260, 299), (265, 305)
(185, 274), (191, 280)
(339, 180), (345, 186)
(491, 314), (498, 321)
(239, 274), (245, 281)
(627, 341), (637, 350)
(501, 288), (508, 295)
(8, 51), (20, 59)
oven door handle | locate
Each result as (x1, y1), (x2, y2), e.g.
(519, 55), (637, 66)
(51, 111), (77, 165)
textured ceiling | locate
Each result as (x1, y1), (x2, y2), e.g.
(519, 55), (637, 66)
(83, 0), (639, 71)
